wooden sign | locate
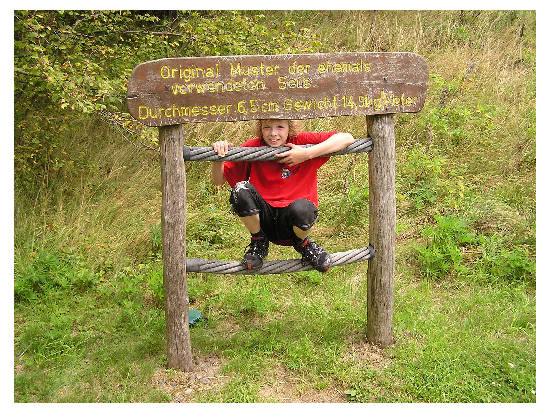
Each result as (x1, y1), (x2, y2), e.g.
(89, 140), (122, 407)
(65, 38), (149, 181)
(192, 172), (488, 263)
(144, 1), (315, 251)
(127, 52), (428, 126)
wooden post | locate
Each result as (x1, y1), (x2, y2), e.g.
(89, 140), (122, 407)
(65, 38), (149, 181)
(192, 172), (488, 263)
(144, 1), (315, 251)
(159, 124), (193, 371)
(366, 114), (396, 348)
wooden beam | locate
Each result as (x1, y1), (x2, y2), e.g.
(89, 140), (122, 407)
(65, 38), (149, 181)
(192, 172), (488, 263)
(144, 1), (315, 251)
(159, 124), (193, 371)
(366, 114), (396, 348)
(127, 52), (429, 126)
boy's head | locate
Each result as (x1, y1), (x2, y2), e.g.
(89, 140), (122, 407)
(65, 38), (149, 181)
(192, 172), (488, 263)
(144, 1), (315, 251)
(255, 119), (302, 147)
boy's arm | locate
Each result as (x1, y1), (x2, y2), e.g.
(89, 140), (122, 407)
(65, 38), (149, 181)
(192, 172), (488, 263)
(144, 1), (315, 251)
(275, 132), (355, 167)
(211, 140), (233, 186)
(211, 161), (226, 186)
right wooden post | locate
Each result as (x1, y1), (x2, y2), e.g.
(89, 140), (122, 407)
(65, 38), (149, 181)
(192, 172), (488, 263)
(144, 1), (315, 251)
(366, 114), (396, 348)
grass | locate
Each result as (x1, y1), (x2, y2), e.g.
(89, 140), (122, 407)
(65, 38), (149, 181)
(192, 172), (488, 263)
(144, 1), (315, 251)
(14, 260), (169, 402)
(14, 245), (535, 402)
(14, 10), (536, 403)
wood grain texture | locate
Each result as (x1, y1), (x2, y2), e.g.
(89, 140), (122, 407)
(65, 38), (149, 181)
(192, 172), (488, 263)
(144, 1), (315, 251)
(127, 52), (428, 126)
(160, 124), (193, 371)
(366, 114), (396, 348)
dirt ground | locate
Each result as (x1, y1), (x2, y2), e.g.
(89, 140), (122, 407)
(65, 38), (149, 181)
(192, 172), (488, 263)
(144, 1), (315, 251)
(151, 339), (391, 403)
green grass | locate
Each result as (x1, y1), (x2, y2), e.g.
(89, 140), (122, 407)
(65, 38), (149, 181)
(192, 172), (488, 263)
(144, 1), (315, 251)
(14, 10), (535, 403)
(14, 243), (535, 402)
(389, 280), (535, 403)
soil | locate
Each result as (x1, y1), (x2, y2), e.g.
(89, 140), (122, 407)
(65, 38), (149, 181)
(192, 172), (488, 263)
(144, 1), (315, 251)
(152, 339), (391, 403)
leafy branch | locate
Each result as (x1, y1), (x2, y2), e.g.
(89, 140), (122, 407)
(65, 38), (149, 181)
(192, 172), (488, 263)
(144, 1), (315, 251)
(14, 10), (306, 191)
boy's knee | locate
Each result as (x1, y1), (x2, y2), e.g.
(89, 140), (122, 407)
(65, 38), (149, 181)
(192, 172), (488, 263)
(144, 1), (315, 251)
(287, 199), (318, 231)
(230, 181), (259, 217)
(231, 181), (253, 197)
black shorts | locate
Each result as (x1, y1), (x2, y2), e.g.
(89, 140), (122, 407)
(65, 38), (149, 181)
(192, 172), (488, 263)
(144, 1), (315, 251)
(229, 181), (319, 245)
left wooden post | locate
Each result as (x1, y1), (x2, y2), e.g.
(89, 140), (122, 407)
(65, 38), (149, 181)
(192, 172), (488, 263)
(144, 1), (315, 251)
(159, 124), (193, 371)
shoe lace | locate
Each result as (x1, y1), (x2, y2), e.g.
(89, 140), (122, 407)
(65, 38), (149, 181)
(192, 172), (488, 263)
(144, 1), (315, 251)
(244, 236), (268, 256)
(299, 239), (323, 261)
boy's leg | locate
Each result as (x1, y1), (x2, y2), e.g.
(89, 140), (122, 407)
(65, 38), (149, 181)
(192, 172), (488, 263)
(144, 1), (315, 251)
(241, 214), (261, 234)
(277, 199), (319, 237)
(229, 181), (274, 269)
(281, 199), (331, 272)
(292, 225), (310, 240)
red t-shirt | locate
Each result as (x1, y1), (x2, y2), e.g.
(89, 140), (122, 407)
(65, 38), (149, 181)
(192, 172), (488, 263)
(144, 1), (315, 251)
(223, 131), (338, 207)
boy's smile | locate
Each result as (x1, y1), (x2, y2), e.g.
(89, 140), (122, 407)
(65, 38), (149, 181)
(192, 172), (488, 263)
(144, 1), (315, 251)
(261, 119), (290, 147)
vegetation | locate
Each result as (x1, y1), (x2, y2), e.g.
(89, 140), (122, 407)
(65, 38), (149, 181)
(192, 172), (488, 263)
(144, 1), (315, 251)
(14, 10), (535, 402)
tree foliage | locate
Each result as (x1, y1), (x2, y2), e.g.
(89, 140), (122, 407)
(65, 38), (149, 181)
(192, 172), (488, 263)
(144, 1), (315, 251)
(14, 10), (306, 191)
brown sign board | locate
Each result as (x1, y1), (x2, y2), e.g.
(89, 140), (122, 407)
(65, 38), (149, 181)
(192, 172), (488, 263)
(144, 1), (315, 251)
(127, 52), (428, 126)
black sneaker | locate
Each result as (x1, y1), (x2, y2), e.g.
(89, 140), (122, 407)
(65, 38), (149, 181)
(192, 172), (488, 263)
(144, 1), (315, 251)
(242, 236), (269, 270)
(294, 238), (331, 272)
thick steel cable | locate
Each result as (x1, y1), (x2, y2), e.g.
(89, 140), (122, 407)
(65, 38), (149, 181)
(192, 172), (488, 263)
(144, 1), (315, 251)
(183, 137), (373, 162)
(186, 245), (374, 274)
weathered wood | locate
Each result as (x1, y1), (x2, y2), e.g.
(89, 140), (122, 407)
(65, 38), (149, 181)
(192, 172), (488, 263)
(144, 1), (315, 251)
(366, 114), (396, 348)
(127, 52), (428, 125)
(159, 124), (193, 371)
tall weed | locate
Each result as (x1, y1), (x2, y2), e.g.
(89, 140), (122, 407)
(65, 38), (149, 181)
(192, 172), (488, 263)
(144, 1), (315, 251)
(415, 215), (476, 279)
(397, 146), (446, 213)
(475, 235), (535, 285)
(416, 215), (535, 286)
(14, 247), (99, 303)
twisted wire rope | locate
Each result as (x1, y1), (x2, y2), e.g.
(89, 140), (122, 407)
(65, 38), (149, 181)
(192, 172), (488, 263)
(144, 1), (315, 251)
(183, 137), (373, 162)
(186, 245), (374, 274)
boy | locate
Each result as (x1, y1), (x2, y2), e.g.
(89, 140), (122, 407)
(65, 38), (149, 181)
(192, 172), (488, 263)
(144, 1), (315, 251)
(211, 119), (355, 272)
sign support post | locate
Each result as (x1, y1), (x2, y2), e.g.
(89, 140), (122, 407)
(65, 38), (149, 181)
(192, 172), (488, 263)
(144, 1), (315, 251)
(366, 114), (396, 347)
(159, 124), (193, 371)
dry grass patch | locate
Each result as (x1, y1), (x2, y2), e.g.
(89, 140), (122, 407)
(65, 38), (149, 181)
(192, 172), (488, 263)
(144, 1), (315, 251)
(151, 355), (231, 402)
(258, 362), (346, 403)
(342, 338), (392, 371)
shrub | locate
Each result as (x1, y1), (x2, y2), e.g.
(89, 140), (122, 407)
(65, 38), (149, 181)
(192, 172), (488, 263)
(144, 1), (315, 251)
(397, 146), (445, 212)
(476, 235), (536, 285)
(415, 215), (477, 279)
(14, 249), (98, 302)
(416, 217), (536, 285)
(146, 265), (164, 306)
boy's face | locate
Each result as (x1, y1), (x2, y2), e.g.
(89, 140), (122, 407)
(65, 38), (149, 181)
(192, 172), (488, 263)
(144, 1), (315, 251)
(261, 120), (290, 147)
